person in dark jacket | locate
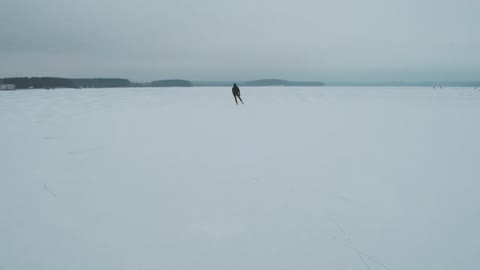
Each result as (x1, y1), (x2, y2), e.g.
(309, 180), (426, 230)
(232, 83), (244, 105)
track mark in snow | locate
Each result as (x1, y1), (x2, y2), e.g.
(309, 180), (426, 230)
(353, 250), (372, 270)
(325, 214), (391, 270)
(328, 192), (354, 204)
(325, 214), (351, 242)
(349, 246), (392, 270)
(43, 184), (57, 198)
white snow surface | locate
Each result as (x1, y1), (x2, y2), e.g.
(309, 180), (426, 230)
(1, 86), (480, 270)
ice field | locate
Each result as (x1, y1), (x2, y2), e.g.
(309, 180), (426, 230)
(1, 86), (480, 270)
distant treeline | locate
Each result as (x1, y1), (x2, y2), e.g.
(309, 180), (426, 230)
(1, 77), (326, 89)
(0, 77), (194, 89)
(1, 77), (131, 89)
(150, 80), (192, 87)
(74, 78), (132, 88)
(2, 77), (79, 89)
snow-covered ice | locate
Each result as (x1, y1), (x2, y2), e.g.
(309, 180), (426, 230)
(1, 86), (480, 270)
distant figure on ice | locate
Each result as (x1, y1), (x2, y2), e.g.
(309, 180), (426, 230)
(232, 83), (244, 105)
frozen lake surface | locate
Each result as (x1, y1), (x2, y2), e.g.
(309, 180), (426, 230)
(1, 86), (480, 270)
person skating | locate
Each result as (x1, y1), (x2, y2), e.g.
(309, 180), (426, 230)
(232, 83), (244, 105)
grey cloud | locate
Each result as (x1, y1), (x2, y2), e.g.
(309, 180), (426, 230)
(1, 0), (479, 81)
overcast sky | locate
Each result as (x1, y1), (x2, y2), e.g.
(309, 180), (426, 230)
(1, 0), (479, 82)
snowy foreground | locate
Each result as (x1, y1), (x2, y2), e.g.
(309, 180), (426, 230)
(1, 86), (480, 270)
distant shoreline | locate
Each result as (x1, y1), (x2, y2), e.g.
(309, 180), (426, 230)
(0, 77), (324, 90)
(1, 77), (479, 90)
